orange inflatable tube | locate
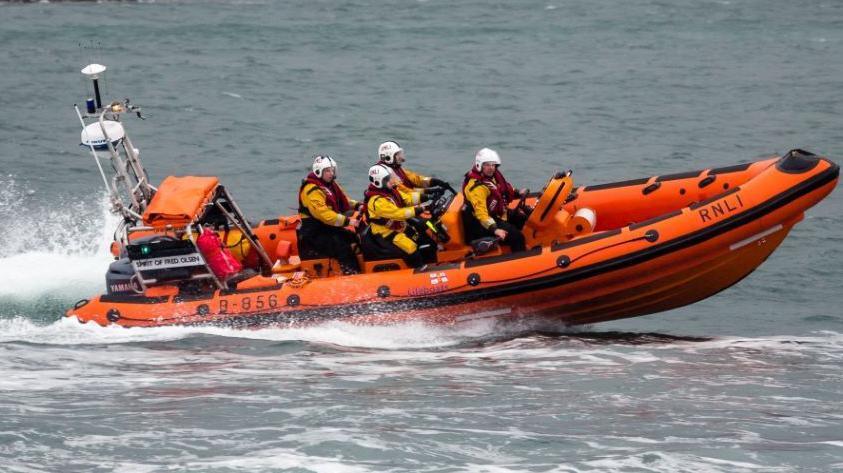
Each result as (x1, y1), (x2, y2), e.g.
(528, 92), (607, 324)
(67, 150), (838, 329)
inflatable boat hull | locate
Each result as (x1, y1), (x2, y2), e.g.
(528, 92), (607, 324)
(66, 151), (838, 328)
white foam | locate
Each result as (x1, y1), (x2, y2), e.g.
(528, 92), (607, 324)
(0, 316), (503, 349)
(670, 331), (843, 354)
(5, 314), (842, 367)
(179, 448), (374, 473)
(0, 177), (118, 301)
(580, 451), (782, 472)
(0, 251), (113, 299)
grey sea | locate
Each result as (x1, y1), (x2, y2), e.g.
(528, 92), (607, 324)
(1, 1), (842, 472)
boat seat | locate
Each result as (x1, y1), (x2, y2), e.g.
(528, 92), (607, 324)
(438, 193), (466, 251)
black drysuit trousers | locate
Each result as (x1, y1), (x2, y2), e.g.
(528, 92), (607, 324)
(297, 219), (361, 274)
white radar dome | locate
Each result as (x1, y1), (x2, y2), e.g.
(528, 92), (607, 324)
(81, 120), (125, 149)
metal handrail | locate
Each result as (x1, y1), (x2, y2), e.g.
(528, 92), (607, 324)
(213, 193), (274, 274)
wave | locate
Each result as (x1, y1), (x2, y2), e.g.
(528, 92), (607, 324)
(0, 177), (118, 305)
(2, 316), (841, 353)
(0, 316), (508, 348)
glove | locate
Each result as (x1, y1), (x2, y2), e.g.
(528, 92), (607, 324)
(414, 200), (433, 215)
(429, 177), (449, 188)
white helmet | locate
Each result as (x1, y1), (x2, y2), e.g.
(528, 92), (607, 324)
(378, 141), (403, 165)
(368, 164), (393, 189)
(474, 147), (501, 172)
(312, 155), (337, 179)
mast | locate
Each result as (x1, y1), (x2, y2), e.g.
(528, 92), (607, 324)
(76, 64), (155, 226)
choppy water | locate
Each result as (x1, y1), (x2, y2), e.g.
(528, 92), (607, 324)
(1, 1), (842, 471)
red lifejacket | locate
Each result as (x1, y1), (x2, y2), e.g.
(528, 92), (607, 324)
(196, 229), (242, 281)
(463, 168), (516, 218)
(297, 172), (351, 217)
(382, 162), (411, 186)
(364, 185), (408, 231)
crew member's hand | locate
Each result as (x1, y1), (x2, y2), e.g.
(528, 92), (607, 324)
(355, 201), (366, 212)
(415, 200), (432, 215)
(494, 228), (508, 240)
(430, 177), (449, 188)
(348, 217), (360, 228)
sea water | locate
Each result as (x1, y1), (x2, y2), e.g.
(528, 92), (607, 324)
(1, 1), (842, 471)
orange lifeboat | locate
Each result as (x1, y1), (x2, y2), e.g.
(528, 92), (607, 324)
(66, 149), (838, 329)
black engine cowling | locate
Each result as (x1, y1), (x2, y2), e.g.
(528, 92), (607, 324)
(106, 257), (139, 295)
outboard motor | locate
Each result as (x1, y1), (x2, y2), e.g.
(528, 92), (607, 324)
(105, 257), (140, 295)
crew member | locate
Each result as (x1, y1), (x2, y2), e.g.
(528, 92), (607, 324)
(363, 164), (433, 268)
(298, 155), (361, 275)
(377, 140), (449, 204)
(462, 147), (527, 253)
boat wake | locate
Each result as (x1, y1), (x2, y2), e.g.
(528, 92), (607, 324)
(0, 316), (473, 348)
(0, 178), (117, 308)
(0, 315), (563, 349)
(1, 315), (841, 353)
